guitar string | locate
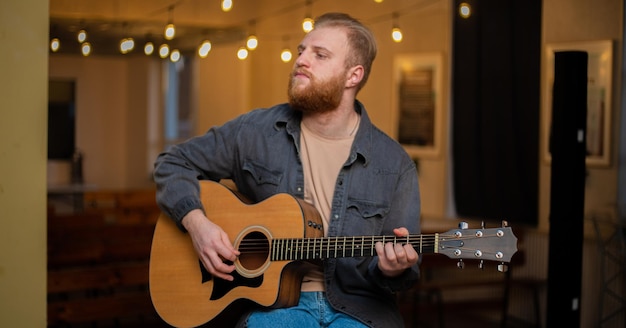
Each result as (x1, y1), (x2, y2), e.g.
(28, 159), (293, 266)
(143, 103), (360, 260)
(235, 234), (498, 253)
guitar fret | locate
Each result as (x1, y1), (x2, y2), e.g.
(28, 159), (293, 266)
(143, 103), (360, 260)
(361, 236), (365, 256)
(420, 234), (423, 253)
(351, 236), (355, 257)
(326, 237), (330, 259)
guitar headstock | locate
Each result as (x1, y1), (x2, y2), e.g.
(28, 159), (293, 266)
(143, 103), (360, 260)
(436, 221), (518, 271)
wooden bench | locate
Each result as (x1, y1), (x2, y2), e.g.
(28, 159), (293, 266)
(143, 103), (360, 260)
(47, 189), (166, 327)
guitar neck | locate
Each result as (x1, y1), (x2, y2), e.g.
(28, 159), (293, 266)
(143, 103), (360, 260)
(264, 234), (442, 261)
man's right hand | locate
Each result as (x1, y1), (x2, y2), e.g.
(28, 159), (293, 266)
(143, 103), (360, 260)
(182, 209), (240, 281)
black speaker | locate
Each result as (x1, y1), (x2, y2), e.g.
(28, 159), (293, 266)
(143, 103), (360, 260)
(546, 51), (587, 327)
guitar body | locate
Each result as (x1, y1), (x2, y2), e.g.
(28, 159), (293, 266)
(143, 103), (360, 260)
(149, 181), (324, 328)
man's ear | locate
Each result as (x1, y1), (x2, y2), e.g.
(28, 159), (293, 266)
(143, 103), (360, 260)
(346, 65), (364, 88)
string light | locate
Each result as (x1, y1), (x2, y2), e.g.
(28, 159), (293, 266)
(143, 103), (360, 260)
(198, 40), (212, 58)
(120, 38), (135, 54)
(221, 0), (233, 12)
(50, 2), (426, 61)
(77, 29), (87, 43)
(164, 6), (175, 40)
(280, 36), (292, 63)
(280, 48), (292, 63)
(144, 41), (154, 55)
(170, 49), (181, 62)
(50, 38), (61, 52)
(246, 35), (258, 50)
(246, 21), (258, 50)
(459, 2), (471, 18)
(159, 44), (170, 58)
(391, 12), (403, 43)
(81, 42), (92, 56)
(237, 46), (249, 60)
(302, 0), (314, 33)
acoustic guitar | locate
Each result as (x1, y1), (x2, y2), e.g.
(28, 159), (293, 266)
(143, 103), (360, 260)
(149, 180), (518, 327)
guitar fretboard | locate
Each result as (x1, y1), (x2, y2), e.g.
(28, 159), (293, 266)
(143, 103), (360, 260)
(238, 234), (441, 261)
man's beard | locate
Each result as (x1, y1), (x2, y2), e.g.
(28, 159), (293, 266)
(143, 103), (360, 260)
(287, 69), (346, 114)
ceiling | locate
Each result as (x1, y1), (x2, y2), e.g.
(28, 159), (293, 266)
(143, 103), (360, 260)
(49, 0), (440, 56)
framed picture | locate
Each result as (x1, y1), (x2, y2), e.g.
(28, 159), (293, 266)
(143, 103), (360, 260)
(392, 53), (443, 159)
(542, 40), (613, 166)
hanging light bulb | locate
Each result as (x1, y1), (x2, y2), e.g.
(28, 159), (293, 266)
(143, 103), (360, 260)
(144, 41), (154, 55)
(391, 13), (403, 43)
(281, 48), (292, 63)
(374, 0), (384, 2)
(221, 0), (233, 12)
(164, 23), (175, 40)
(198, 40), (212, 58)
(237, 46), (248, 60)
(77, 29), (87, 43)
(120, 38), (135, 54)
(459, 2), (472, 18)
(164, 6), (176, 40)
(159, 44), (170, 58)
(50, 38), (61, 52)
(170, 49), (181, 62)
(302, 17), (314, 33)
(246, 35), (258, 50)
(81, 42), (92, 56)
(391, 27), (403, 42)
(302, 1), (314, 33)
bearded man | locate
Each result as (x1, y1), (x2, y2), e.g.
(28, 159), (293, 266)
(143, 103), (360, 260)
(153, 12), (421, 328)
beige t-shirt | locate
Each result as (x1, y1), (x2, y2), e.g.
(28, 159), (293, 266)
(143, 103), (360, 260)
(299, 120), (357, 291)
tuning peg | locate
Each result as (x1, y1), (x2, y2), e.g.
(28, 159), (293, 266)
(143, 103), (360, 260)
(457, 259), (465, 269)
(478, 260), (484, 270)
(458, 221), (468, 230)
(497, 262), (509, 273)
(501, 220), (509, 227)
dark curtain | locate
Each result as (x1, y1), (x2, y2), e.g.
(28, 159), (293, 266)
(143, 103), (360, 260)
(452, 0), (541, 225)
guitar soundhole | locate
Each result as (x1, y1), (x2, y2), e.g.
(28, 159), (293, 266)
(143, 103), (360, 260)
(238, 231), (269, 271)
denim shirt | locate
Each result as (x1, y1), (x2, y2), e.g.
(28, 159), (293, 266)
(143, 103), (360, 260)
(154, 100), (421, 328)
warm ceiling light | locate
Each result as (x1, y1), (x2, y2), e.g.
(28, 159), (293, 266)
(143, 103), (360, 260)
(77, 29), (87, 43)
(170, 49), (181, 62)
(222, 0), (233, 12)
(302, 17), (314, 33)
(120, 38), (135, 54)
(198, 40), (212, 58)
(459, 2), (472, 18)
(374, 0), (384, 2)
(144, 42), (154, 55)
(237, 47), (248, 60)
(164, 23), (175, 40)
(81, 42), (91, 56)
(246, 35), (258, 50)
(159, 44), (170, 58)
(50, 38), (60, 52)
(280, 48), (292, 63)
(391, 27), (403, 42)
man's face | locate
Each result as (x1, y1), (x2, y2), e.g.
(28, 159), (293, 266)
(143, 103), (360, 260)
(288, 26), (351, 114)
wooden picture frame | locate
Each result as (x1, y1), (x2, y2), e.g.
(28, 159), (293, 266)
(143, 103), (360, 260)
(392, 53), (443, 159)
(542, 40), (613, 166)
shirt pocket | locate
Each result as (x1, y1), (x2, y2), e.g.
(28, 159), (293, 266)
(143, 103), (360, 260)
(242, 160), (283, 193)
(345, 198), (390, 235)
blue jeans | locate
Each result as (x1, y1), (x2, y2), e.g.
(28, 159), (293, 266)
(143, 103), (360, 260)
(244, 292), (368, 327)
